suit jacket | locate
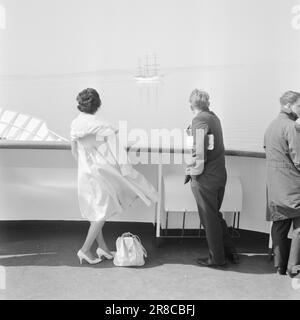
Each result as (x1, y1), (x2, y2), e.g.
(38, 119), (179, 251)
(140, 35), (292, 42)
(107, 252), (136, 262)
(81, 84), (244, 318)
(186, 109), (226, 186)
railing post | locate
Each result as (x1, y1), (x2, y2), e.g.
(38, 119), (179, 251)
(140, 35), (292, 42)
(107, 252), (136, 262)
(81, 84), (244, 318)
(156, 152), (163, 238)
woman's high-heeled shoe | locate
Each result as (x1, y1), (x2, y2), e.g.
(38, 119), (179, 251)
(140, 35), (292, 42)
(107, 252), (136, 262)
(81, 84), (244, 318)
(96, 247), (115, 260)
(77, 250), (102, 265)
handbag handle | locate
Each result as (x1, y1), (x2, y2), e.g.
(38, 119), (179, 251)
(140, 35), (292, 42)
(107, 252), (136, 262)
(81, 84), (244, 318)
(120, 232), (147, 258)
(121, 232), (134, 238)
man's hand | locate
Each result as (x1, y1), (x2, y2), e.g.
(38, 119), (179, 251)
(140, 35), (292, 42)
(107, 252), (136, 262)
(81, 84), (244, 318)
(185, 167), (192, 176)
(186, 156), (196, 167)
(185, 159), (204, 176)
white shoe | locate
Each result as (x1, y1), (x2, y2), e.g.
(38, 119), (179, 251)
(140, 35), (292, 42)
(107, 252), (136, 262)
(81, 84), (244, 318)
(77, 250), (102, 265)
(96, 247), (115, 260)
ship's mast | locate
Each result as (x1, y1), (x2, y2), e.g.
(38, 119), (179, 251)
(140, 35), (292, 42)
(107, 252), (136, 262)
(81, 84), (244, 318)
(153, 53), (158, 76)
(144, 53), (159, 77)
(136, 54), (160, 79)
(145, 54), (149, 77)
(138, 58), (143, 76)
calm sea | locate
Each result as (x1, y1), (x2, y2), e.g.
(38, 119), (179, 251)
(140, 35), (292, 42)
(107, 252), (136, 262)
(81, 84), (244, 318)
(0, 63), (299, 152)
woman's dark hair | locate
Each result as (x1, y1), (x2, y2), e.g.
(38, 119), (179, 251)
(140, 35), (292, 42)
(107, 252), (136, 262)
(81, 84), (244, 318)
(76, 88), (101, 114)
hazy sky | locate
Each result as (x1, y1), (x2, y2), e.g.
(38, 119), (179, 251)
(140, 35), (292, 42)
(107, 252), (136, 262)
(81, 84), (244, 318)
(0, 0), (299, 75)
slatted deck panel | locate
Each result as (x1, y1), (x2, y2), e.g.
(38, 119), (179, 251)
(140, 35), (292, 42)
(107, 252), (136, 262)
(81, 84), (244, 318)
(0, 108), (68, 142)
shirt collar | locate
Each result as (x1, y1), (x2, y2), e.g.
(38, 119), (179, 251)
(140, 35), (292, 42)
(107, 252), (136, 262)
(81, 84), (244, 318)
(280, 106), (298, 121)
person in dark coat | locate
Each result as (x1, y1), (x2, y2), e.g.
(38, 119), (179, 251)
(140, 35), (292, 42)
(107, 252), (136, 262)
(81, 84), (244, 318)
(185, 89), (238, 267)
(264, 90), (300, 277)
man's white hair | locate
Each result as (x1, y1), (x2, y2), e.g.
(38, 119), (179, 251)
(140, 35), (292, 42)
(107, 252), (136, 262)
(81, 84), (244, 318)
(189, 89), (210, 109)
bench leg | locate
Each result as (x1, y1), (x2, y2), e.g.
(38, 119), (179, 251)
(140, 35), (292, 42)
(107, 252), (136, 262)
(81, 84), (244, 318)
(165, 211), (169, 236)
(181, 211), (186, 237)
(231, 211), (240, 238)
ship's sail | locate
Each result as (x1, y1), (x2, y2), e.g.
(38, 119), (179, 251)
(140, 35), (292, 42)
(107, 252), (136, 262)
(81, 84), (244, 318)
(134, 54), (162, 82)
(0, 108), (68, 141)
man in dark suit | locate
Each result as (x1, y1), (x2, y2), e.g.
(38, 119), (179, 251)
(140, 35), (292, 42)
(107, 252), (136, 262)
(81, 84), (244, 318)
(185, 89), (238, 267)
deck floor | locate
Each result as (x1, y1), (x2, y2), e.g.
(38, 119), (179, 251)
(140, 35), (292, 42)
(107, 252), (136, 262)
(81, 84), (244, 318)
(0, 221), (299, 300)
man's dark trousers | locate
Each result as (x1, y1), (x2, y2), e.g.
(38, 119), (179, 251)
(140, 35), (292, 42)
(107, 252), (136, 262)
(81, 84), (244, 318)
(191, 176), (236, 264)
(272, 217), (300, 271)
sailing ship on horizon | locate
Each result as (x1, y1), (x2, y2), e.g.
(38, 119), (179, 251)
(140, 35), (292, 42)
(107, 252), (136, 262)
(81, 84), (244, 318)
(134, 54), (163, 82)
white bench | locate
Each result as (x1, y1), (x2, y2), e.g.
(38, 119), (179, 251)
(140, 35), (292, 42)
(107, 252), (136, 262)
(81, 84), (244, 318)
(156, 174), (243, 242)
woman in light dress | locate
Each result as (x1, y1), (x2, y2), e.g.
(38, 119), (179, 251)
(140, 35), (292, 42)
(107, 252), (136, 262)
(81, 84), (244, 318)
(70, 88), (158, 265)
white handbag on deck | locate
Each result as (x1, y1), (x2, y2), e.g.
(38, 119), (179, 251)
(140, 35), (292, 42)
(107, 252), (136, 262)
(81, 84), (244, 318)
(113, 232), (147, 267)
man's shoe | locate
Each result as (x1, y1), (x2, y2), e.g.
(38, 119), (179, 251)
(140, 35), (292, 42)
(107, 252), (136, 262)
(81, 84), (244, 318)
(226, 253), (239, 265)
(287, 265), (300, 278)
(196, 257), (227, 268)
(287, 271), (297, 278)
(276, 266), (287, 275)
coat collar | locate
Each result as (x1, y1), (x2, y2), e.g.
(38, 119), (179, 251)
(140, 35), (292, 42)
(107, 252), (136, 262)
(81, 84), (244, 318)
(279, 106), (298, 121)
